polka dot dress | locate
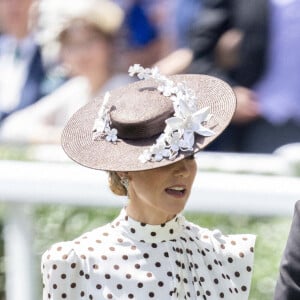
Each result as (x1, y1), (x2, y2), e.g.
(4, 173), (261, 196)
(42, 209), (255, 299)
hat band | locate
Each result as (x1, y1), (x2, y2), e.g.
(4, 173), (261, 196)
(112, 109), (174, 140)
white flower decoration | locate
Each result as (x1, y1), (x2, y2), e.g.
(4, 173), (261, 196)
(129, 65), (216, 163)
(92, 92), (118, 143)
(105, 128), (118, 142)
(128, 64), (142, 77)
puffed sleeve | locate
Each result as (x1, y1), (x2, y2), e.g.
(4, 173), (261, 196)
(211, 230), (256, 297)
(41, 241), (85, 300)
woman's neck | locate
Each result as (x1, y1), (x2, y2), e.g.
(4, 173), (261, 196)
(125, 202), (175, 225)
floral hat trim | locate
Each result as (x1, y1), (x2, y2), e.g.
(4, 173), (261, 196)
(92, 92), (119, 143)
(92, 64), (215, 163)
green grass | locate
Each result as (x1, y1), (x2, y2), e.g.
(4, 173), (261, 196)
(35, 205), (291, 300)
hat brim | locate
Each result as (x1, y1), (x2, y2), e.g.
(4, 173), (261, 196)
(62, 74), (236, 171)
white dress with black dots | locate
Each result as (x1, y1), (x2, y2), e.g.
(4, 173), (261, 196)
(42, 209), (256, 300)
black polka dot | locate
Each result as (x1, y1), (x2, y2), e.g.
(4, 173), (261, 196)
(235, 271), (240, 277)
(158, 281), (164, 287)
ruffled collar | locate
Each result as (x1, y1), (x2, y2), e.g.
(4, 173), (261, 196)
(111, 208), (185, 243)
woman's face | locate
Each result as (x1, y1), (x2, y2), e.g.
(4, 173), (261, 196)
(123, 157), (197, 224)
(60, 23), (111, 78)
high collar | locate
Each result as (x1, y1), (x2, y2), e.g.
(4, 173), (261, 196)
(111, 208), (185, 243)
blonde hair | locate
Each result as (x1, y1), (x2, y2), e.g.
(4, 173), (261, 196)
(108, 171), (127, 196)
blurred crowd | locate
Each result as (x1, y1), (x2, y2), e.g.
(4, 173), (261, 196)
(0, 0), (299, 153)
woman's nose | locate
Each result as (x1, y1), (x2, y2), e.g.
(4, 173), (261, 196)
(173, 159), (191, 178)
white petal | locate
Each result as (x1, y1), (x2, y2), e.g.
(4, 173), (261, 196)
(162, 148), (171, 157)
(154, 153), (163, 161)
(111, 135), (118, 142)
(111, 128), (118, 135)
(170, 144), (179, 152)
(180, 131), (195, 150)
(165, 117), (184, 130)
(178, 99), (193, 117)
(195, 125), (215, 137)
(192, 107), (211, 124)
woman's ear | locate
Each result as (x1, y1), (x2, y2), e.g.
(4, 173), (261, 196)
(116, 171), (130, 179)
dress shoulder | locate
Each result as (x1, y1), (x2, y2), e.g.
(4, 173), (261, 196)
(41, 223), (113, 300)
(41, 240), (84, 300)
(187, 220), (256, 257)
(186, 220), (256, 296)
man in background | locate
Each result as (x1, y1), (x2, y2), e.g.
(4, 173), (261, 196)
(189, 0), (300, 153)
(0, 0), (52, 123)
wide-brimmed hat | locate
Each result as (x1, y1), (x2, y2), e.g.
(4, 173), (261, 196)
(55, 0), (124, 40)
(62, 65), (236, 171)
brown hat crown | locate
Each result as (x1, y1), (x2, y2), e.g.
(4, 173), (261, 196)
(107, 80), (174, 140)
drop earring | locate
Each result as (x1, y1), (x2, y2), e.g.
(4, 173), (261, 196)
(120, 177), (129, 190)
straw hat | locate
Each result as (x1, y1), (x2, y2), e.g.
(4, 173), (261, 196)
(57, 0), (124, 39)
(62, 65), (236, 171)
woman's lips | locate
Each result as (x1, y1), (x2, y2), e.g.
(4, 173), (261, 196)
(165, 186), (187, 198)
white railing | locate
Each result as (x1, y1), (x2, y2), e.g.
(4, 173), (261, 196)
(1, 147), (300, 300)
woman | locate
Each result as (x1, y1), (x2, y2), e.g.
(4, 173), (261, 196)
(0, 0), (130, 144)
(41, 65), (256, 299)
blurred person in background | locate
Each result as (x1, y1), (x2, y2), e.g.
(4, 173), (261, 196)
(175, 0), (202, 48)
(0, 0), (56, 123)
(188, 0), (300, 153)
(0, 0), (131, 144)
(153, 0), (201, 76)
(115, 0), (176, 71)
